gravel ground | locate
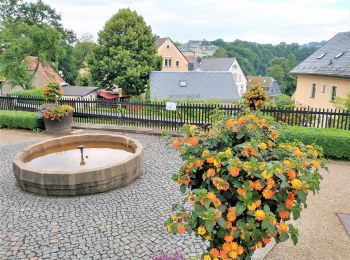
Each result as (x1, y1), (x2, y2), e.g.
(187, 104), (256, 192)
(0, 131), (208, 260)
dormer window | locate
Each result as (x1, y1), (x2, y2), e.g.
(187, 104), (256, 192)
(335, 52), (344, 58)
(317, 53), (326, 59)
(179, 80), (187, 87)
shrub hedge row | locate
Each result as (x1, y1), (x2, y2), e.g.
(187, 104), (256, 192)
(280, 126), (350, 160)
(0, 110), (43, 130)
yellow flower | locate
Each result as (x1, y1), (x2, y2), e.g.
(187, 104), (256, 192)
(197, 226), (206, 235)
(247, 203), (257, 211)
(187, 194), (196, 201)
(204, 255), (211, 260)
(275, 167), (283, 174)
(229, 251), (237, 258)
(206, 192), (216, 200)
(189, 125), (197, 133)
(261, 170), (273, 179)
(259, 142), (267, 150)
(291, 179), (302, 189)
(225, 148), (232, 156)
(312, 160), (320, 169)
(254, 210), (266, 221)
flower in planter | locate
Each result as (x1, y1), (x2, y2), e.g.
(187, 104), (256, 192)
(41, 104), (73, 121)
(165, 113), (327, 259)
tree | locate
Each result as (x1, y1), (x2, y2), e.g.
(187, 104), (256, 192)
(89, 8), (162, 94)
(213, 46), (228, 57)
(267, 53), (297, 95)
(0, 20), (65, 89)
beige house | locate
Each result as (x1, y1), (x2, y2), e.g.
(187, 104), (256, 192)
(0, 56), (65, 94)
(156, 37), (188, 72)
(291, 31), (350, 109)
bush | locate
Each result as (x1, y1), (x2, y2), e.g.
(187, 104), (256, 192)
(244, 85), (267, 110)
(166, 113), (326, 259)
(13, 88), (45, 98)
(280, 126), (350, 160)
(0, 110), (43, 130)
(268, 94), (294, 108)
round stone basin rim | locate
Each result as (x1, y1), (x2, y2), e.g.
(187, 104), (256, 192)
(13, 134), (143, 174)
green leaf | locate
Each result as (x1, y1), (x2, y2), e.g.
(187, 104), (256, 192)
(263, 204), (271, 212)
(180, 184), (186, 194)
(261, 219), (269, 229)
(235, 202), (246, 216)
(253, 229), (262, 241)
(217, 217), (226, 228)
(279, 232), (289, 242)
(268, 224), (275, 235)
(204, 198), (211, 209)
(291, 233), (298, 245)
(297, 190), (307, 203)
(205, 219), (214, 233)
(292, 208), (300, 220)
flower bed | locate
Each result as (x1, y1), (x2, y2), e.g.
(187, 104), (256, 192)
(166, 113), (326, 259)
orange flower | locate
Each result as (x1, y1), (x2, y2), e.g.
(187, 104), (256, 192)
(266, 179), (275, 189)
(286, 193), (295, 200)
(263, 238), (271, 245)
(254, 210), (266, 221)
(172, 139), (181, 148)
(237, 245), (244, 255)
(227, 207), (236, 222)
(226, 119), (234, 128)
(262, 189), (274, 199)
(302, 161), (308, 168)
(254, 199), (262, 208)
(312, 160), (320, 169)
(223, 242), (232, 253)
(188, 137), (199, 146)
(253, 180), (264, 191)
(205, 235), (212, 241)
(220, 250), (228, 260)
(167, 224), (172, 233)
(229, 167), (240, 177)
(256, 241), (263, 248)
(212, 198), (222, 208)
(285, 199), (294, 208)
(237, 188), (247, 198)
(212, 177), (230, 191)
(177, 225), (186, 235)
(247, 203), (256, 211)
(206, 156), (216, 164)
(210, 248), (220, 257)
(207, 168), (216, 177)
(283, 160), (292, 168)
(194, 160), (203, 168)
(279, 222), (289, 233)
(237, 117), (246, 124)
(206, 192), (216, 200)
(199, 131), (206, 137)
(279, 211), (289, 219)
(224, 234), (233, 243)
(287, 170), (296, 180)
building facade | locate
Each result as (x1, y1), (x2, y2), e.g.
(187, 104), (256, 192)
(291, 31), (350, 109)
(247, 76), (282, 97)
(156, 37), (188, 72)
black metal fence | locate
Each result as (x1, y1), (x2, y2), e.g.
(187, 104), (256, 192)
(1, 94), (350, 130)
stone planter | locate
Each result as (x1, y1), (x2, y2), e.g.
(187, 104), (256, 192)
(43, 112), (73, 134)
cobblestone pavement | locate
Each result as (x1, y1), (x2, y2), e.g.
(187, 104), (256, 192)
(0, 131), (208, 259)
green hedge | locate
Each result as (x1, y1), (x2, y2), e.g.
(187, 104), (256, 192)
(13, 88), (44, 98)
(0, 110), (44, 130)
(280, 126), (350, 160)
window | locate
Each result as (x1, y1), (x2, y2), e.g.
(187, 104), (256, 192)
(311, 84), (316, 98)
(166, 45), (170, 49)
(179, 80), (187, 87)
(164, 58), (172, 67)
(317, 53), (326, 59)
(321, 85), (326, 93)
(176, 61), (179, 67)
(331, 86), (337, 101)
(335, 52), (344, 58)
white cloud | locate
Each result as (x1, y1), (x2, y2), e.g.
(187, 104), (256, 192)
(44, 0), (350, 44)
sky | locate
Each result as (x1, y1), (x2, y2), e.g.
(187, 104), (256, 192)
(43, 0), (350, 44)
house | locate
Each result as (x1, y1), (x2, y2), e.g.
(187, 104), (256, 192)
(192, 57), (247, 96)
(247, 76), (282, 96)
(179, 40), (219, 58)
(150, 71), (241, 102)
(62, 86), (98, 99)
(291, 31), (350, 109)
(156, 37), (189, 72)
(0, 56), (64, 94)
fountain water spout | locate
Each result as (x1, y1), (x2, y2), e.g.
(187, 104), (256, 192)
(79, 145), (86, 165)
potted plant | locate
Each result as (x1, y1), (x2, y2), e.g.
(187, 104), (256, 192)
(40, 81), (74, 133)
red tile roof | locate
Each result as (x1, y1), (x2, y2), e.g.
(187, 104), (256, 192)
(26, 56), (64, 83)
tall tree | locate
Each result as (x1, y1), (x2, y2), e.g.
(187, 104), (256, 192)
(213, 46), (228, 57)
(267, 53), (297, 95)
(89, 8), (162, 94)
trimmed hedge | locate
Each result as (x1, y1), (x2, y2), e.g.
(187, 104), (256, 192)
(280, 126), (350, 160)
(13, 88), (44, 98)
(0, 110), (44, 130)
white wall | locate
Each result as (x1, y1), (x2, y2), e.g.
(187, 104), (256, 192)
(229, 60), (247, 97)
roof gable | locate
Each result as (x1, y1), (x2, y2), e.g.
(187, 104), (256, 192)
(26, 56), (64, 83)
(247, 76), (275, 87)
(196, 58), (236, 71)
(62, 86), (98, 97)
(291, 31), (350, 78)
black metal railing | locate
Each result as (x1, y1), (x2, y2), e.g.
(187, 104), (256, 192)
(1, 94), (350, 130)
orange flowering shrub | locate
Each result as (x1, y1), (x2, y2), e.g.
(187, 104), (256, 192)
(165, 113), (327, 259)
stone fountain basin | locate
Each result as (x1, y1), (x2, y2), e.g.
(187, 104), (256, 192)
(13, 134), (144, 196)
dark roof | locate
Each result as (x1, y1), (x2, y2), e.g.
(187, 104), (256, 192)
(150, 71), (240, 102)
(62, 86), (98, 97)
(196, 58), (236, 71)
(291, 31), (350, 78)
(156, 37), (167, 48)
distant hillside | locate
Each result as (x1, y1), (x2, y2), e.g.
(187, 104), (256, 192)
(209, 39), (319, 76)
(302, 41), (326, 48)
